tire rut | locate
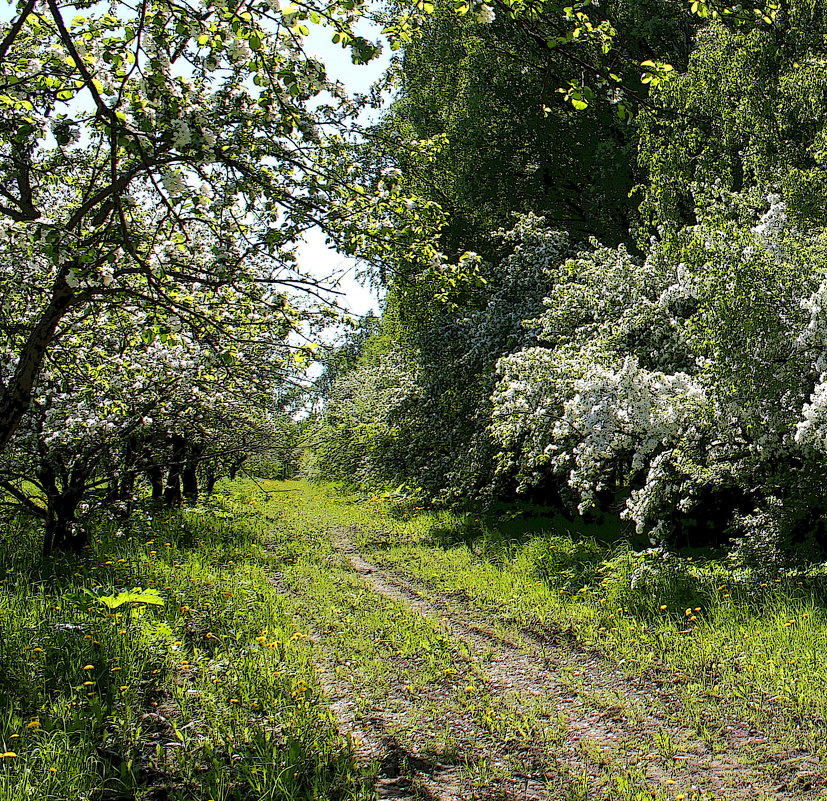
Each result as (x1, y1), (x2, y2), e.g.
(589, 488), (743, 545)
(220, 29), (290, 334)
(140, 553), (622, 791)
(331, 527), (820, 800)
(268, 568), (468, 800)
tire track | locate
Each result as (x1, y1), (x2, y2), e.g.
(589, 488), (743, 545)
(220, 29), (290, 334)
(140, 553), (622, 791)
(268, 566), (470, 800)
(331, 527), (817, 800)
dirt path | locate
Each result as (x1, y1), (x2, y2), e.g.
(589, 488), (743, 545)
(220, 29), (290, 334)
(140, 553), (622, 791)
(268, 567), (473, 800)
(328, 527), (821, 801)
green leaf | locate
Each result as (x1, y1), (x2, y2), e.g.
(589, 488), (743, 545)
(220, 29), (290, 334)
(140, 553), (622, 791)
(85, 587), (165, 609)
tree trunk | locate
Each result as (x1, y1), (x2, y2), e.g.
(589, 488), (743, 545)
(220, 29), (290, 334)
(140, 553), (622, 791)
(43, 492), (85, 555)
(119, 469), (136, 502)
(0, 271), (77, 452)
(147, 464), (164, 500)
(181, 441), (203, 502)
(228, 457), (246, 481)
(40, 464), (87, 556)
(163, 435), (186, 506)
(204, 469), (217, 496)
(163, 467), (182, 506)
(114, 437), (138, 502)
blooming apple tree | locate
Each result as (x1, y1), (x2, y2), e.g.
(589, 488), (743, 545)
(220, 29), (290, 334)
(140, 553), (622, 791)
(0, 287), (298, 553)
(0, 0), (402, 453)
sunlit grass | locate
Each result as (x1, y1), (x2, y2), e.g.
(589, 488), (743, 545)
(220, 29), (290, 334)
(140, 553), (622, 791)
(272, 479), (827, 763)
(6, 476), (827, 800)
(0, 487), (371, 801)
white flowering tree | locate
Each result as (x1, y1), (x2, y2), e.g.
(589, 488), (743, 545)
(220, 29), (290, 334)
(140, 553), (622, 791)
(0, 290), (297, 553)
(0, 0), (406, 452)
(491, 199), (827, 556)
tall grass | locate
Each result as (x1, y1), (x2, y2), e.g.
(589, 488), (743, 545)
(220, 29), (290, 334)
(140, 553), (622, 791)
(0, 488), (370, 801)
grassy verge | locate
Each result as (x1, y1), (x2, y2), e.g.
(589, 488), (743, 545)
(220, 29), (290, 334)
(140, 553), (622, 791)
(270, 480), (827, 778)
(0, 487), (370, 801)
(8, 476), (827, 800)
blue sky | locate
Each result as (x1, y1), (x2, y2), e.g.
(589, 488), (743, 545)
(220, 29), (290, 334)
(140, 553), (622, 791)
(298, 19), (391, 318)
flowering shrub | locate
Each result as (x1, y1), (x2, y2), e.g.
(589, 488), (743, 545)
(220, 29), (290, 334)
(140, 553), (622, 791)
(312, 216), (570, 502)
(491, 200), (827, 556)
(309, 346), (426, 488)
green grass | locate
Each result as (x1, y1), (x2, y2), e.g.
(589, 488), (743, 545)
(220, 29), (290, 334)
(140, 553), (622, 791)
(0, 490), (371, 801)
(7, 477), (827, 800)
(270, 480), (827, 776)
(256, 482), (571, 792)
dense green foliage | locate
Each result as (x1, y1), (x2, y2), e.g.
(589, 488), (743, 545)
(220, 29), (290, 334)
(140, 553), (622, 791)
(311, 0), (827, 563)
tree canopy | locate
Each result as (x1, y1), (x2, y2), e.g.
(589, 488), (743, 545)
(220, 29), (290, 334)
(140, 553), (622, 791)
(310, 0), (827, 566)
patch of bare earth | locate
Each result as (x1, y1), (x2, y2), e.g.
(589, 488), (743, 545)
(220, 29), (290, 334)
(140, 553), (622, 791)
(329, 527), (823, 801)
